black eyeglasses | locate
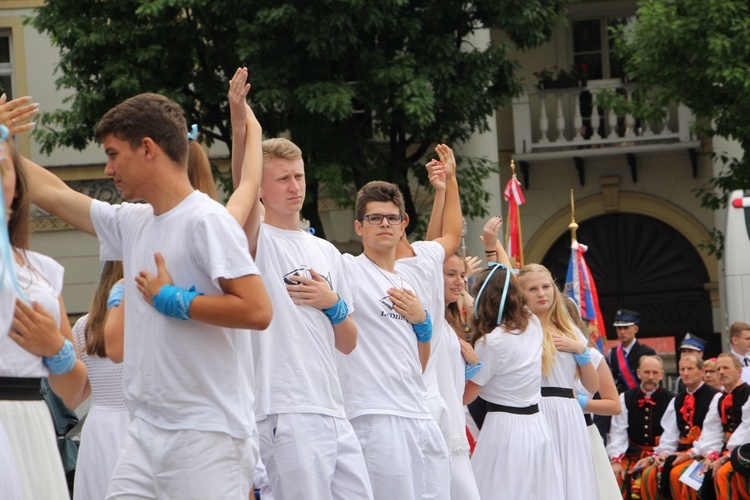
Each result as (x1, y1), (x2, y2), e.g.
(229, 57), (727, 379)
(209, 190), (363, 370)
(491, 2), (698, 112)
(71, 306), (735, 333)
(361, 213), (404, 225)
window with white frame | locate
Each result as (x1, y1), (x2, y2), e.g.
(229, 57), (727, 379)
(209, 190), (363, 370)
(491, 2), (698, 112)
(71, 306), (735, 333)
(571, 16), (634, 80)
(0, 31), (13, 99)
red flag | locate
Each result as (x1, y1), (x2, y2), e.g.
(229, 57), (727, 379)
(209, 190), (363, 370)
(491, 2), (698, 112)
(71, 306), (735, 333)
(504, 176), (525, 268)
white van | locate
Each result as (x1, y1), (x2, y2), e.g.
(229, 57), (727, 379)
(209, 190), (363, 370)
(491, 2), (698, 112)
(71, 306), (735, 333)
(725, 189), (750, 323)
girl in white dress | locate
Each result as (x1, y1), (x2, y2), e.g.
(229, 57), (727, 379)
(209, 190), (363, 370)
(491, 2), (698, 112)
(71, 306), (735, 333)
(0, 128), (89, 500)
(72, 261), (130, 500)
(518, 263), (599, 500)
(441, 253), (481, 499)
(464, 263), (563, 499)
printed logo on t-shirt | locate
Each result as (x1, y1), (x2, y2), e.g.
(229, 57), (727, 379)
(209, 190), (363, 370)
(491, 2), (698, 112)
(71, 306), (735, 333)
(378, 296), (405, 321)
(282, 265), (333, 289)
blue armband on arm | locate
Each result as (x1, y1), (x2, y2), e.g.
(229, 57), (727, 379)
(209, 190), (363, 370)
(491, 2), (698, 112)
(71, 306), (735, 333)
(43, 338), (77, 375)
(412, 311), (432, 343)
(107, 282), (125, 309)
(322, 295), (349, 325)
(573, 347), (591, 366)
(465, 361), (483, 380)
(577, 392), (589, 410)
(152, 285), (204, 321)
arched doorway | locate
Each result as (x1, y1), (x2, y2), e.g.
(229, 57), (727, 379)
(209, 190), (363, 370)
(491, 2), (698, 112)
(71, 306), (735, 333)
(540, 213), (717, 354)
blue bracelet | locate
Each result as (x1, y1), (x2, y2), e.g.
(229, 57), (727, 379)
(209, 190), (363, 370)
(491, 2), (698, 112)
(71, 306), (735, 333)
(43, 338), (77, 375)
(577, 392), (589, 410)
(152, 284), (204, 320)
(573, 347), (592, 366)
(107, 282), (125, 309)
(322, 295), (349, 325)
(412, 310), (432, 343)
(465, 361), (483, 380)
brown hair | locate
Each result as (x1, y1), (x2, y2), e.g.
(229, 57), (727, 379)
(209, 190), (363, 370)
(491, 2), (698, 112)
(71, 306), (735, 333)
(679, 353), (704, 370)
(470, 265), (528, 346)
(444, 254), (468, 340)
(262, 138), (303, 164)
(730, 322), (750, 339)
(187, 140), (217, 201)
(7, 139), (30, 250)
(354, 181), (405, 222)
(84, 261), (124, 357)
(95, 93), (188, 167)
(718, 352), (743, 370)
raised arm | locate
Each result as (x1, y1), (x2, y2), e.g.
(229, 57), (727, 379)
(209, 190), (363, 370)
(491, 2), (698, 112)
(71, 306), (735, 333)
(432, 144), (462, 259)
(226, 68), (264, 256)
(481, 216), (512, 269)
(424, 159), (446, 242)
(23, 157), (95, 235)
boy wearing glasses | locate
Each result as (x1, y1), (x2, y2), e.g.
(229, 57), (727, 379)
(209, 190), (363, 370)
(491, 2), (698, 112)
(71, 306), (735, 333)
(230, 89), (372, 498)
(337, 181), (450, 499)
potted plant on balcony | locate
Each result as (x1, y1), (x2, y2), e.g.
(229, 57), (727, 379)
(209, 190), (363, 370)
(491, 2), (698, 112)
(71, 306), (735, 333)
(535, 63), (589, 90)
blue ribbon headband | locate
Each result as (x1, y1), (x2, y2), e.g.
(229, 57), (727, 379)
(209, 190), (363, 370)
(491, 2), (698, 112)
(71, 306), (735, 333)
(474, 262), (511, 326)
(187, 124), (198, 141)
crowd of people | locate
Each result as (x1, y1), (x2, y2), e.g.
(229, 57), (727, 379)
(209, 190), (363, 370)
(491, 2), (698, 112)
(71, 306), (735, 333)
(1, 68), (750, 500)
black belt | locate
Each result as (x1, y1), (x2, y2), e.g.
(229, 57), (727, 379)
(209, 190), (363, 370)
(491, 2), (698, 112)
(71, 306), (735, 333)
(487, 402), (539, 415)
(585, 414), (594, 426)
(541, 387), (575, 398)
(0, 377), (43, 401)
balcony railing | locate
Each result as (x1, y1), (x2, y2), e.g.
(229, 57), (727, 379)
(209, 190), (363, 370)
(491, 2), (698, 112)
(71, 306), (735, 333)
(512, 79), (699, 161)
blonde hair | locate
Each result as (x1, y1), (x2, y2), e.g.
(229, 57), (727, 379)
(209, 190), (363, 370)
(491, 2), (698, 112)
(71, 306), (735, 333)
(518, 263), (581, 376)
(262, 138), (302, 163)
(187, 140), (218, 201)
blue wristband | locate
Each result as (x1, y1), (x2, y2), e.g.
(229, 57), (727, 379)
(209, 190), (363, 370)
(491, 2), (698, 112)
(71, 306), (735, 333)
(43, 338), (76, 375)
(577, 392), (589, 410)
(465, 361), (483, 380)
(107, 282), (125, 309)
(152, 284), (204, 320)
(573, 347), (592, 366)
(322, 295), (349, 325)
(412, 310), (432, 343)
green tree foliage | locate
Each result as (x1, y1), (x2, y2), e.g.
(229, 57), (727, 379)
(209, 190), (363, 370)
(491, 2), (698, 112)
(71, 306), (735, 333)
(29, 0), (567, 235)
(613, 0), (750, 215)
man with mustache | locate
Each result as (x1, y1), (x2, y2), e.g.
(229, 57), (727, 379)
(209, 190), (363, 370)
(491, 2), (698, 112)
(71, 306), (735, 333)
(636, 353), (721, 499)
(668, 353), (750, 499)
(607, 355), (674, 498)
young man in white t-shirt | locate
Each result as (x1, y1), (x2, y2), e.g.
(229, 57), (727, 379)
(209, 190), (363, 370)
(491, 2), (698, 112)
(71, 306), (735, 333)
(25, 93), (272, 499)
(394, 145), (481, 499)
(338, 181), (450, 499)
(229, 90), (373, 499)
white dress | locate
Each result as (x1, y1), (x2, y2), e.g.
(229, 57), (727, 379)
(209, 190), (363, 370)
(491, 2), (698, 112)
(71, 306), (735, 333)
(72, 314), (130, 500)
(540, 329), (597, 500)
(470, 315), (563, 499)
(0, 250), (69, 500)
(576, 349), (621, 500)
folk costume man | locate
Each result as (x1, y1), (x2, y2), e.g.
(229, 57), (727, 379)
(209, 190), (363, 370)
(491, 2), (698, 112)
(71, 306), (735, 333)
(637, 353), (720, 500)
(672, 334), (707, 393)
(668, 353), (750, 500)
(607, 355), (674, 499)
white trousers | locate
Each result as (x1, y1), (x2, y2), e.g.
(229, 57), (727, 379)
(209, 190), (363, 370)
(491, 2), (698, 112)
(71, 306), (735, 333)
(0, 399), (69, 500)
(350, 414), (450, 500)
(258, 413), (373, 500)
(106, 417), (256, 499)
(0, 418), (23, 500)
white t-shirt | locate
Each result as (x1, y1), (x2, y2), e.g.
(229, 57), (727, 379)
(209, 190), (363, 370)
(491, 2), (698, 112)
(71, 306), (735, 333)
(252, 223), (350, 419)
(394, 241), (446, 398)
(472, 314), (544, 408)
(91, 191), (260, 439)
(0, 250), (63, 377)
(337, 253), (431, 420)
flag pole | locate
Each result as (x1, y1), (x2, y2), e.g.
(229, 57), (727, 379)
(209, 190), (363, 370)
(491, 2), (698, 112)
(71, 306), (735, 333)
(511, 160), (523, 262)
(569, 189), (578, 244)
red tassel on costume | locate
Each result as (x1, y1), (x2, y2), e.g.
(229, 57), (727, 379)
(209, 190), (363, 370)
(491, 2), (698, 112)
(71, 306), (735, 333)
(721, 392), (733, 425)
(638, 397), (656, 408)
